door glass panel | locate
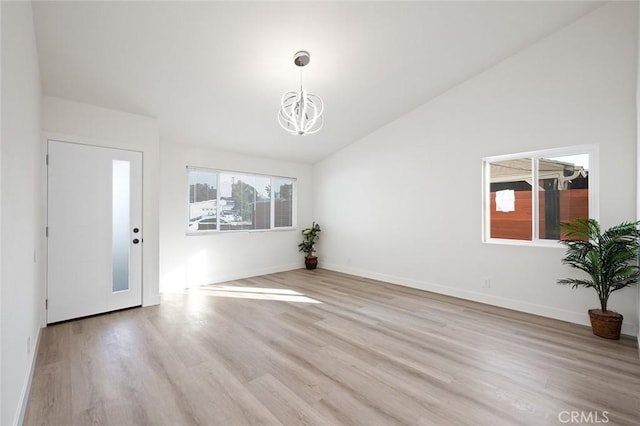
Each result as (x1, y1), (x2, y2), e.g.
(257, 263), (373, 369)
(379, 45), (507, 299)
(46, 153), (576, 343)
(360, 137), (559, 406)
(112, 160), (130, 292)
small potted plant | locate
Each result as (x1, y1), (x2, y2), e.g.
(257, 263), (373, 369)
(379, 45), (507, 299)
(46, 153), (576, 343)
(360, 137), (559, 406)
(298, 221), (321, 270)
(558, 218), (640, 339)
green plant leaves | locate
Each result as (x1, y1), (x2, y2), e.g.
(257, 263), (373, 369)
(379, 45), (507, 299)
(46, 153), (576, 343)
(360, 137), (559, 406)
(299, 222), (321, 256)
(558, 218), (640, 312)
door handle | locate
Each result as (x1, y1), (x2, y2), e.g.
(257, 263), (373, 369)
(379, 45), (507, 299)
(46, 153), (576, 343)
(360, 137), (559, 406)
(132, 238), (140, 244)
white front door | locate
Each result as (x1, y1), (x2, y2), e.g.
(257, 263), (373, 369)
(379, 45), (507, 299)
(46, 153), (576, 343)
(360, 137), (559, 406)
(47, 140), (143, 323)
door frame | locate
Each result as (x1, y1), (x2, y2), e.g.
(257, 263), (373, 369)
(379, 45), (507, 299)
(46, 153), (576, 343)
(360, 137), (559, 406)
(42, 132), (160, 326)
(46, 140), (144, 323)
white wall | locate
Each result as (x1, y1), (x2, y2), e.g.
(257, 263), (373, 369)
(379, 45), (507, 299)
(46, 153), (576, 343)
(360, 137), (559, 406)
(637, 0), (640, 347)
(1, 2), (4, 421)
(1, 2), (45, 424)
(314, 2), (639, 336)
(159, 141), (313, 291)
(42, 96), (161, 306)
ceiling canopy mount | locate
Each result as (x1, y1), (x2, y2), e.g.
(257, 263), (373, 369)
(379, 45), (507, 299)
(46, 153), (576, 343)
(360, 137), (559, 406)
(278, 50), (324, 136)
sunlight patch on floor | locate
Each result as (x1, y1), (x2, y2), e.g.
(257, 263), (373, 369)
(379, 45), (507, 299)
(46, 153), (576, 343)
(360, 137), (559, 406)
(200, 285), (322, 303)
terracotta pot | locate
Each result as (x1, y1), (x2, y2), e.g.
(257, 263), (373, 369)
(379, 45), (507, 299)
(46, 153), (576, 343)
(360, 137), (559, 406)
(304, 256), (318, 270)
(588, 309), (623, 340)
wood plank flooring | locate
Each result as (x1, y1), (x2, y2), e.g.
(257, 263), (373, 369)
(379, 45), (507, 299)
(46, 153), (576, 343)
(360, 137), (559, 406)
(24, 269), (640, 425)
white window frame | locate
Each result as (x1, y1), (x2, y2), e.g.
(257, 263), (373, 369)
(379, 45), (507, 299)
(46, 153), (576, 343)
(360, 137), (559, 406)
(186, 166), (297, 235)
(482, 144), (598, 247)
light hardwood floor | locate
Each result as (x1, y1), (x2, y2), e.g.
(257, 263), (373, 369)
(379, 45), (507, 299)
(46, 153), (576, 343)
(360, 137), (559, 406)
(25, 269), (640, 425)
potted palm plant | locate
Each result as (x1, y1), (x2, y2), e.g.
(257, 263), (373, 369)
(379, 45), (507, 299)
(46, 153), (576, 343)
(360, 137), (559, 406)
(298, 221), (321, 270)
(558, 218), (640, 339)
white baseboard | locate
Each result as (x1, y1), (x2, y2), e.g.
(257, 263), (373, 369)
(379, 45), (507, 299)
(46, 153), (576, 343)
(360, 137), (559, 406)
(161, 263), (302, 292)
(321, 263), (637, 337)
(142, 295), (161, 307)
(208, 263), (302, 285)
(16, 326), (42, 426)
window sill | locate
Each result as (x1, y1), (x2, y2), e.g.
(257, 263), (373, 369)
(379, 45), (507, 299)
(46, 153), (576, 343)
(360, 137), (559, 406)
(186, 227), (297, 237)
(483, 238), (565, 248)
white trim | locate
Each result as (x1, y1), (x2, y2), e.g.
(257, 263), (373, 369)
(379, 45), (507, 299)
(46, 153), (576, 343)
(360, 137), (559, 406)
(162, 262), (302, 291)
(483, 144), (598, 245)
(43, 131), (160, 309)
(483, 144), (598, 163)
(321, 263), (637, 337)
(185, 227), (297, 237)
(532, 157), (539, 240)
(142, 295), (161, 307)
(186, 165), (297, 181)
(186, 167), (297, 234)
(16, 327), (41, 426)
(291, 178), (298, 229)
(636, 0), (640, 354)
(270, 180), (275, 229)
(483, 238), (565, 249)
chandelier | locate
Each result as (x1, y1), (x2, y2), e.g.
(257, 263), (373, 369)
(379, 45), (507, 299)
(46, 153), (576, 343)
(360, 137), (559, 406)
(278, 51), (324, 136)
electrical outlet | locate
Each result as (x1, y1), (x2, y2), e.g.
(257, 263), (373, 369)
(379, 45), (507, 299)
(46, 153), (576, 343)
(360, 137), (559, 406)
(33, 248), (37, 264)
(482, 278), (491, 289)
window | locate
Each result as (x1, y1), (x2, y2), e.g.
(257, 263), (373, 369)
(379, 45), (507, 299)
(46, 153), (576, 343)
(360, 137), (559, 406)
(188, 170), (218, 231)
(483, 146), (596, 245)
(273, 177), (294, 228)
(187, 167), (296, 233)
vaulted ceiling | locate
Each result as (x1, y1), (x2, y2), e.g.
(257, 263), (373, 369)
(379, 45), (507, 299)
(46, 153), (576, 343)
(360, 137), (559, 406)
(32, 1), (603, 163)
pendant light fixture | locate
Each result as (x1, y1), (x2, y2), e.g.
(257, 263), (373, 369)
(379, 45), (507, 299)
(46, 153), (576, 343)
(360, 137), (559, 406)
(278, 51), (324, 136)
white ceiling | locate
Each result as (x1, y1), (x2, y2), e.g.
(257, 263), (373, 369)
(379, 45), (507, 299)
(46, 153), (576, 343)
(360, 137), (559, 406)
(32, 1), (604, 163)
